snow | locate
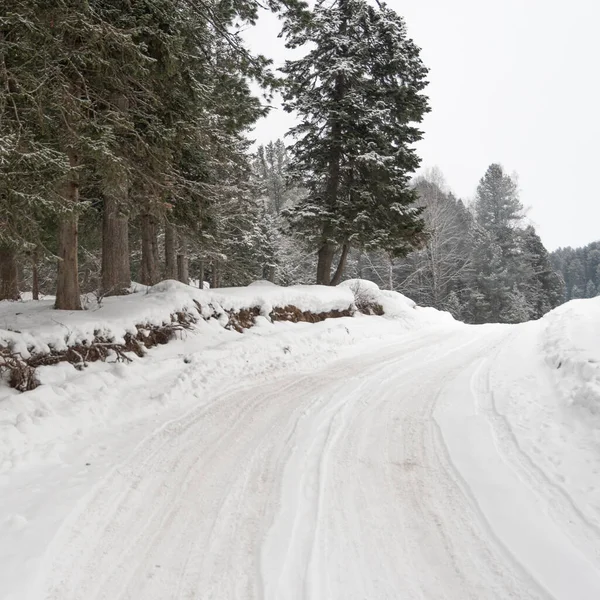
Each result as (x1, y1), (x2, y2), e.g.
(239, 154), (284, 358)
(2, 286), (600, 599)
(338, 277), (456, 325)
(435, 299), (600, 600)
(543, 297), (600, 418)
(0, 280), (355, 358)
(0, 281), (365, 473)
(248, 279), (278, 287)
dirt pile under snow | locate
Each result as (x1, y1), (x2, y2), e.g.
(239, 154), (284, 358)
(0, 281), (357, 390)
(1, 312), (196, 391)
(0, 279), (453, 392)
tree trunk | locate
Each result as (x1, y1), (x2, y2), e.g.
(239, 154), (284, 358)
(177, 255), (189, 285)
(211, 262), (219, 289)
(356, 250), (363, 279)
(315, 39), (346, 285)
(330, 243), (350, 286)
(32, 249), (39, 300)
(316, 237), (335, 285)
(198, 260), (205, 289)
(164, 221), (178, 280)
(177, 235), (189, 284)
(101, 92), (131, 296)
(140, 211), (160, 286)
(55, 149), (82, 310)
(101, 192), (130, 296)
(0, 246), (19, 300)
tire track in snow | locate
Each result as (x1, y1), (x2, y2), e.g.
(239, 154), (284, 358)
(43, 331), (444, 599)
(41, 326), (556, 599)
(482, 327), (600, 552)
(435, 329), (600, 600)
(262, 327), (546, 599)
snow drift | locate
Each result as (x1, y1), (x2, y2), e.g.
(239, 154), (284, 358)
(0, 279), (456, 392)
(0, 280), (356, 359)
(543, 297), (600, 418)
(0, 280), (456, 472)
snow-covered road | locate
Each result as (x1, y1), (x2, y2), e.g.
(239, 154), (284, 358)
(10, 320), (592, 600)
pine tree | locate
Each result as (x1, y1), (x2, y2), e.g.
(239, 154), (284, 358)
(1, 4), (70, 299)
(501, 284), (531, 324)
(463, 227), (512, 323)
(585, 279), (597, 298)
(519, 226), (564, 318)
(551, 242), (600, 301)
(466, 164), (528, 322)
(474, 164), (523, 235)
(282, 0), (429, 284)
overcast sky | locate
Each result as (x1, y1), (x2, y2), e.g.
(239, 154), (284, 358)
(244, 0), (600, 250)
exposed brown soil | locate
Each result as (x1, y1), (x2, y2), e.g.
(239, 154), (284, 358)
(355, 302), (384, 316)
(270, 305), (353, 323)
(1, 312), (196, 392)
(227, 306), (262, 332)
(1, 302), (355, 392)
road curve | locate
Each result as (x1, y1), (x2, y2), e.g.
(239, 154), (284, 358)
(41, 325), (561, 599)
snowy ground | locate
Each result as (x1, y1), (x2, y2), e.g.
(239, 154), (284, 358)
(1, 283), (600, 599)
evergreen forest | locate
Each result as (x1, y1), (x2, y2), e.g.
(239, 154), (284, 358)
(0, 0), (588, 323)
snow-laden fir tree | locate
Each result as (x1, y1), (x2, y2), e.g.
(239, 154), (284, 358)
(0, 6), (69, 299)
(464, 164), (564, 322)
(255, 140), (290, 215)
(251, 139), (316, 284)
(519, 225), (564, 318)
(463, 226), (510, 323)
(585, 280), (597, 298)
(551, 241), (600, 301)
(500, 284), (531, 324)
(282, 0), (429, 284)
(1, 0), (302, 302)
(474, 164), (523, 236)
(0, 1), (161, 307)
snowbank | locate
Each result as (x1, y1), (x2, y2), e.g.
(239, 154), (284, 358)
(0, 280), (462, 598)
(0, 280), (354, 359)
(339, 278), (456, 326)
(543, 297), (600, 418)
(0, 280), (457, 472)
(0, 278), (453, 365)
(456, 297), (600, 544)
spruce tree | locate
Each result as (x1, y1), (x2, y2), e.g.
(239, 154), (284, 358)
(585, 279), (597, 298)
(500, 284), (531, 324)
(474, 164), (523, 235)
(467, 164), (526, 322)
(551, 242), (600, 301)
(282, 0), (429, 284)
(2, 1), (153, 307)
(462, 165), (564, 323)
(444, 290), (462, 319)
(463, 227), (511, 323)
(571, 284), (583, 299)
(255, 140), (289, 215)
(519, 226), (564, 317)
(1, 4), (70, 299)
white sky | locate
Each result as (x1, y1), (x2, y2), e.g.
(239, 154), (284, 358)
(243, 0), (600, 250)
